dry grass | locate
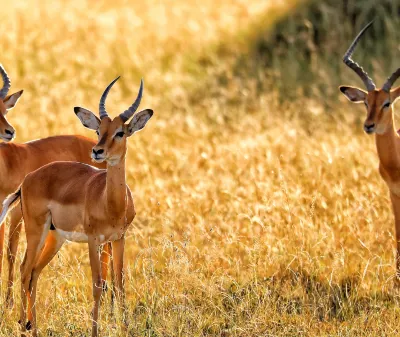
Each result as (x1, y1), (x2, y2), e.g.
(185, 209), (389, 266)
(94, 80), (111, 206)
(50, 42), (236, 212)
(1, 0), (400, 336)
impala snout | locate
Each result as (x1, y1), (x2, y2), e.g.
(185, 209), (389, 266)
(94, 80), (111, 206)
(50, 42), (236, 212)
(364, 122), (376, 134)
(92, 147), (105, 162)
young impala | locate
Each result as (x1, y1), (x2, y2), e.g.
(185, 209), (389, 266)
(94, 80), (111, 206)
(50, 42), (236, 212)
(0, 64), (112, 308)
(0, 77), (153, 337)
(339, 21), (400, 282)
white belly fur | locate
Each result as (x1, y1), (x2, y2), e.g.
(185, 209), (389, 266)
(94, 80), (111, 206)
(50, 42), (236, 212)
(55, 229), (107, 243)
(56, 229), (89, 243)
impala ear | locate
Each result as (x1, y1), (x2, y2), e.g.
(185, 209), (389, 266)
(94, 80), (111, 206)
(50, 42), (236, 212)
(3, 90), (23, 113)
(339, 86), (367, 103)
(74, 107), (100, 130)
(125, 109), (153, 137)
(391, 86), (400, 104)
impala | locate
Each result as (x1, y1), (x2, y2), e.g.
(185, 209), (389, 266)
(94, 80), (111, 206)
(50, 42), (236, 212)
(0, 65), (112, 308)
(340, 21), (400, 282)
(0, 77), (153, 336)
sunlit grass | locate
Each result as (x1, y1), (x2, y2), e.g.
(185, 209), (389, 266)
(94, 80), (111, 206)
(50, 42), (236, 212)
(0, 0), (400, 336)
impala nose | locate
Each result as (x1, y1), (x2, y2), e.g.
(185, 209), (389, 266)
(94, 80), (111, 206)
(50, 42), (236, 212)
(92, 148), (104, 156)
(364, 123), (375, 134)
(2, 128), (15, 141)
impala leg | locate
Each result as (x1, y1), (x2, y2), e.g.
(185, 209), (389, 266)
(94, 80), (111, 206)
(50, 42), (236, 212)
(89, 237), (102, 337)
(110, 247), (115, 313)
(20, 216), (50, 337)
(26, 230), (65, 334)
(0, 221), (4, 282)
(112, 237), (127, 327)
(20, 235), (42, 337)
(390, 192), (400, 284)
(100, 242), (112, 292)
(6, 206), (23, 308)
(0, 192), (6, 281)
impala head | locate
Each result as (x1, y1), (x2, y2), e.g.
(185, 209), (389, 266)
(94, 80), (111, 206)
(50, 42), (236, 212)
(0, 65), (23, 142)
(74, 77), (153, 165)
(339, 21), (400, 135)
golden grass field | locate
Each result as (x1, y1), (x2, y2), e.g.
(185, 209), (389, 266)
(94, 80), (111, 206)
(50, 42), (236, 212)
(1, 0), (400, 336)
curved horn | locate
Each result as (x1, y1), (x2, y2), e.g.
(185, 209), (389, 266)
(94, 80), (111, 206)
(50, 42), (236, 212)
(99, 76), (120, 119)
(343, 21), (376, 91)
(382, 68), (400, 92)
(0, 65), (11, 99)
(119, 79), (144, 123)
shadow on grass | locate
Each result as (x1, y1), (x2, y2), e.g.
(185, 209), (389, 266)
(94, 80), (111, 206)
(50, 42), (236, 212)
(185, 0), (400, 107)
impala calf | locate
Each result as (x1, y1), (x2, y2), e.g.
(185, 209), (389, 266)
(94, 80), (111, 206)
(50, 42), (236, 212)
(339, 21), (400, 282)
(0, 77), (153, 337)
(0, 64), (112, 309)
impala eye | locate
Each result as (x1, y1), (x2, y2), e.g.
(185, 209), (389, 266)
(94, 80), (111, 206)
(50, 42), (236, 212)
(383, 102), (391, 109)
(115, 131), (124, 138)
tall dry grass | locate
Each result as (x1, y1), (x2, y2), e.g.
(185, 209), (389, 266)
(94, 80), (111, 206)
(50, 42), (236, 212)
(0, 0), (400, 336)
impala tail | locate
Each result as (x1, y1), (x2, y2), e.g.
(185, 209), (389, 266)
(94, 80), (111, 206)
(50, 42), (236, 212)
(0, 188), (21, 224)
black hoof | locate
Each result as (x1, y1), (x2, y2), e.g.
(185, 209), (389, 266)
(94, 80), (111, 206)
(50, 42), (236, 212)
(102, 281), (108, 292)
(26, 321), (32, 331)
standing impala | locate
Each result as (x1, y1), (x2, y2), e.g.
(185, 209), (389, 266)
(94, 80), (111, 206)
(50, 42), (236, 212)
(340, 21), (400, 282)
(0, 77), (153, 337)
(0, 64), (112, 308)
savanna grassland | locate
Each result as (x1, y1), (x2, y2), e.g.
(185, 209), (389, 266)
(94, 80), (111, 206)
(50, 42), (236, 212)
(2, 0), (400, 336)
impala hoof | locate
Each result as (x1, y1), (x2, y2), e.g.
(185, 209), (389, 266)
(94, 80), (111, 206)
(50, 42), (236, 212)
(26, 321), (32, 331)
(102, 280), (108, 292)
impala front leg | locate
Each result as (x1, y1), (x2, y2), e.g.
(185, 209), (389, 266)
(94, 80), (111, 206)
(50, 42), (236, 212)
(89, 237), (102, 337)
(112, 236), (127, 327)
(100, 242), (112, 292)
(0, 192), (6, 280)
(0, 221), (4, 281)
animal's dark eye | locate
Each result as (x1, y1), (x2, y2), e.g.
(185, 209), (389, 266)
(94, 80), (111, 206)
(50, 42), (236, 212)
(383, 102), (391, 109)
(115, 131), (124, 138)
(96, 130), (100, 135)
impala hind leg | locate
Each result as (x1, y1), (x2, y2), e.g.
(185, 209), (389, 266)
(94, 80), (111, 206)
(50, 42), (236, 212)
(6, 206), (23, 307)
(26, 230), (65, 334)
(19, 215), (50, 337)
(89, 237), (102, 337)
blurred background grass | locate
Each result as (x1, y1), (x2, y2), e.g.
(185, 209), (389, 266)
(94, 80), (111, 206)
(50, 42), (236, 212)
(1, 0), (400, 336)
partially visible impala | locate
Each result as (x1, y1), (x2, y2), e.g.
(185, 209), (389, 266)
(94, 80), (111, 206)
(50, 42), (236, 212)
(0, 77), (153, 337)
(0, 65), (111, 308)
(339, 21), (400, 282)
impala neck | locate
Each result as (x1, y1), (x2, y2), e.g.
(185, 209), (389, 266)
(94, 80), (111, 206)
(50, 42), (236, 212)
(106, 155), (127, 216)
(375, 112), (400, 169)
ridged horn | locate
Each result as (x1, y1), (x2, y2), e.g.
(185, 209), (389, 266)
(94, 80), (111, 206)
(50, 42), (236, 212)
(119, 79), (144, 123)
(99, 76), (120, 119)
(0, 65), (11, 99)
(343, 21), (376, 91)
(382, 68), (400, 92)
